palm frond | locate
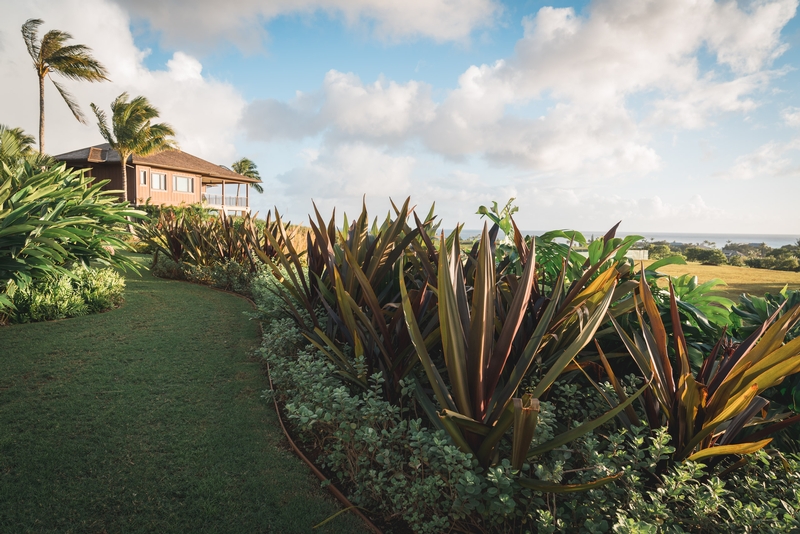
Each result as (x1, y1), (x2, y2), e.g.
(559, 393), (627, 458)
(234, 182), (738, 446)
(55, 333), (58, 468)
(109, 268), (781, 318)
(21, 19), (43, 64)
(90, 103), (114, 145)
(51, 79), (86, 123)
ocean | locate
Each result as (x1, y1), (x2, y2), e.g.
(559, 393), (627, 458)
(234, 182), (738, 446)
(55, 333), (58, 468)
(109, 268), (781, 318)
(461, 230), (799, 249)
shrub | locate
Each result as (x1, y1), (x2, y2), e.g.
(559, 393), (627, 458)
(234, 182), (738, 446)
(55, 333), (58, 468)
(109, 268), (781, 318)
(727, 253), (745, 267)
(745, 257), (777, 270)
(647, 244), (672, 260)
(685, 247), (727, 265)
(259, 302), (800, 533)
(2, 265), (124, 324)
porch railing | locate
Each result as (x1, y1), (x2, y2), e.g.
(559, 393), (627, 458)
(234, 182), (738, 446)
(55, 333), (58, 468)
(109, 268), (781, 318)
(202, 194), (248, 207)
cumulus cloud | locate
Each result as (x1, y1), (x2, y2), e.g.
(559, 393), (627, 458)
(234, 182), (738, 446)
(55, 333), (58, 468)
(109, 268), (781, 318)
(716, 138), (800, 180)
(243, 71), (436, 143)
(110, 0), (501, 50)
(275, 142), (416, 204)
(0, 0), (246, 162)
(782, 106), (800, 127)
(246, 0), (796, 181)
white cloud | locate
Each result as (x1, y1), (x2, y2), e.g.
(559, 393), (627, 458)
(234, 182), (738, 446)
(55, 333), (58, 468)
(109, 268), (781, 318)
(243, 70), (436, 143)
(275, 142), (416, 205)
(782, 106), (800, 127)
(0, 0), (246, 163)
(716, 138), (800, 180)
(110, 0), (501, 50)
(247, 0), (796, 181)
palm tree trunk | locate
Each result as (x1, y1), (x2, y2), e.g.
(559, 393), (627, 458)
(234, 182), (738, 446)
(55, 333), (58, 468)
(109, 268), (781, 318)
(120, 154), (128, 203)
(38, 74), (45, 154)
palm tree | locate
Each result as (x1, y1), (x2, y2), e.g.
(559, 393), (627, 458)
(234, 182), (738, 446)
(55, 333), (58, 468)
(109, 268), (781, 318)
(91, 93), (177, 202)
(21, 19), (109, 154)
(0, 124), (51, 168)
(232, 157), (264, 194)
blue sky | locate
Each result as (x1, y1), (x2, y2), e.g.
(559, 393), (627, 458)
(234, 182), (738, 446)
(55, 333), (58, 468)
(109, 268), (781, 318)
(2, 0), (800, 235)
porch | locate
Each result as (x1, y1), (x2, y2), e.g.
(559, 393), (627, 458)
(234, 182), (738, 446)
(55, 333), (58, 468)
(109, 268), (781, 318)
(202, 180), (251, 216)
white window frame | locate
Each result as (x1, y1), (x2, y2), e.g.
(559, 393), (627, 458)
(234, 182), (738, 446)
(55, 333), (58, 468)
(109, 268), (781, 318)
(173, 175), (194, 194)
(140, 169), (147, 186)
(151, 172), (167, 191)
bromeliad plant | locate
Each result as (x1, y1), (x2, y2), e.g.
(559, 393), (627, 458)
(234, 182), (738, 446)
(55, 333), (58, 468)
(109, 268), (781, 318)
(400, 224), (647, 491)
(609, 275), (800, 466)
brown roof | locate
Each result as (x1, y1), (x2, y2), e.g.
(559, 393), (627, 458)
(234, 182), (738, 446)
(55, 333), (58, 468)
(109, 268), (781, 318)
(54, 143), (260, 184)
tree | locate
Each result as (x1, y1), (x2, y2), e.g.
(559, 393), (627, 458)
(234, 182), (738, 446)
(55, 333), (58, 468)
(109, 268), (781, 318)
(21, 18), (109, 154)
(232, 157), (264, 194)
(0, 125), (50, 168)
(91, 93), (177, 202)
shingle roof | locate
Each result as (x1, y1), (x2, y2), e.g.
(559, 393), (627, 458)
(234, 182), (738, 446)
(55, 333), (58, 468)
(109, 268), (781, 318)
(54, 143), (260, 184)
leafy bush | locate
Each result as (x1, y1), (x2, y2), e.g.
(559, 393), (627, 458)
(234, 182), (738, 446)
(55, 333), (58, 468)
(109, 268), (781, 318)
(727, 253), (745, 267)
(2, 265), (124, 324)
(746, 257), (777, 270)
(259, 299), (800, 533)
(150, 253), (256, 296)
(647, 243), (673, 260)
(0, 158), (142, 315)
(685, 247), (727, 265)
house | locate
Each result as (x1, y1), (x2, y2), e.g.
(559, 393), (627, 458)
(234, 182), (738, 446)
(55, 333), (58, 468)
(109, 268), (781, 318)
(54, 143), (260, 215)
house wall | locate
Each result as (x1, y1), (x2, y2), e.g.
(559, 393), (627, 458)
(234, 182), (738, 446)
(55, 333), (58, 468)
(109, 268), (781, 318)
(76, 162), (126, 199)
(134, 164), (202, 207)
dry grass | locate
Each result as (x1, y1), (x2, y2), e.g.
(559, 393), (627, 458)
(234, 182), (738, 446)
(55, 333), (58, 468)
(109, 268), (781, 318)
(644, 261), (800, 300)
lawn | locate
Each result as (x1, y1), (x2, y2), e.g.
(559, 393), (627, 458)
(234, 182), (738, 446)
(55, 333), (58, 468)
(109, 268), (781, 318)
(646, 260), (800, 300)
(0, 255), (366, 533)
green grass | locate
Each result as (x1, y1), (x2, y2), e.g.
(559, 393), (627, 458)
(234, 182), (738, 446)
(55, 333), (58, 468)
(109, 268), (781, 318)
(0, 255), (366, 534)
(646, 261), (800, 300)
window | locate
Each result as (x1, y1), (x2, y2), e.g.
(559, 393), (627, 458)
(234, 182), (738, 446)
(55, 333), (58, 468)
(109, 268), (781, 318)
(174, 175), (194, 193)
(140, 169), (147, 185)
(152, 172), (167, 191)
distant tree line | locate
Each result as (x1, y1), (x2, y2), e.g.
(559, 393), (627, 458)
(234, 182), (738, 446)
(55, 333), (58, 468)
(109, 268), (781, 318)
(646, 239), (800, 271)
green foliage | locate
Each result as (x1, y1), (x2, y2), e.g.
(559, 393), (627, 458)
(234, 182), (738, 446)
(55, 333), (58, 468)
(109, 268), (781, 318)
(610, 275), (800, 468)
(685, 247), (727, 265)
(0, 159), (143, 315)
(231, 157), (264, 194)
(260, 300), (800, 533)
(2, 265), (124, 324)
(21, 18), (109, 153)
(746, 256), (777, 270)
(727, 253), (745, 267)
(140, 208), (296, 273)
(647, 243), (673, 260)
(91, 92), (177, 202)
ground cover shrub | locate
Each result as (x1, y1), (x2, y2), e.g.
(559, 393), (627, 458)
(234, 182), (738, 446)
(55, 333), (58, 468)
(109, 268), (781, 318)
(258, 297), (800, 533)
(2, 265), (124, 324)
(179, 195), (800, 531)
(747, 257), (777, 270)
(0, 151), (143, 317)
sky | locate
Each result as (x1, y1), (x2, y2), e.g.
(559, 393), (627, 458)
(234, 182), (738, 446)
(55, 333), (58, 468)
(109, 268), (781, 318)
(2, 0), (800, 235)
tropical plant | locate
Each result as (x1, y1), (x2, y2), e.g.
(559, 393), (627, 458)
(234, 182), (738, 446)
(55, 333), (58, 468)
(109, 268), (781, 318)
(0, 159), (143, 314)
(21, 18), (109, 154)
(231, 157), (264, 194)
(733, 288), (800, 413)
(400, 224), (648, 490)
(0, 125), (51, 169)
(608, 275), (800, 468)
(91, 93), (177, 202)
(140, 208), (297, 272)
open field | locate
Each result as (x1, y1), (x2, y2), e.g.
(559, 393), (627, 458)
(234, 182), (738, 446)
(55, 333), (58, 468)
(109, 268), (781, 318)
(644, 260), (800, 300)
(0, 255), (365, 534)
